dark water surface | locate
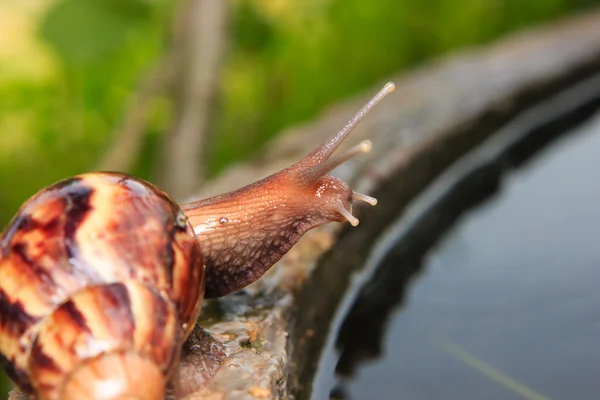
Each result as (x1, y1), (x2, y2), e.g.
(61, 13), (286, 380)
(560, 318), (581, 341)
(325, 110), (600, 399)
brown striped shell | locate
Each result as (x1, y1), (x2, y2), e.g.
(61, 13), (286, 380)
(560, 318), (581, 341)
(0, 172), (204, 400)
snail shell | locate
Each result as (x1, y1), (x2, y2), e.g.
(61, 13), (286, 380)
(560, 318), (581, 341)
(0, 173), (203, 399)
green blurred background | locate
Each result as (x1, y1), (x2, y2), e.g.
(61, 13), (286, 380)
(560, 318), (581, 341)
(0, 0), (598, 394)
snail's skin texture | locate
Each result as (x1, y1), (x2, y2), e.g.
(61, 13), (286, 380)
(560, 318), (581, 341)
(0, 173), (204, 400)
(0, 83), (395, 400)
(166, 325), (226, 399)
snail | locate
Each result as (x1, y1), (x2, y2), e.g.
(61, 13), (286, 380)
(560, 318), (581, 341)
(0, 82), (395, 400)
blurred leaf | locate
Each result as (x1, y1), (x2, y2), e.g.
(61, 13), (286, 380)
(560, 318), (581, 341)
(103, 0), (155, 18)
(234, 1), (273, 53)
(40, 0), (152, 65)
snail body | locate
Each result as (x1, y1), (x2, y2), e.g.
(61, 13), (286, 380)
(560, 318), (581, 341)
(0, 83), (395, 400)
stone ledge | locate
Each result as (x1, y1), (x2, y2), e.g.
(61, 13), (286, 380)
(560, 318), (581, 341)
(184, 8), (600, 400)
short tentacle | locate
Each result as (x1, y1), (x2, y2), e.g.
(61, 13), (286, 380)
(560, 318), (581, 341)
(337, 206), (360, 227)
(352, 192), (377, 206)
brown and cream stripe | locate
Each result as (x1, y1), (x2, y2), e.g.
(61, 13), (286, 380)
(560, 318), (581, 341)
(0, 173), (205, 399)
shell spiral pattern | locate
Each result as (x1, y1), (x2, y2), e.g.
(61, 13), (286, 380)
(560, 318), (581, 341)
(0, 173), (205, 400)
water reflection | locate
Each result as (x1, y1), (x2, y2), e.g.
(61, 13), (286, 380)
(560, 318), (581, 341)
(334, 112), (600, 400)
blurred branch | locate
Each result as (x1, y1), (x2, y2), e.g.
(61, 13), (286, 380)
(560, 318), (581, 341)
(98, 56), (176, 172)
(156, 0), (230, 199)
